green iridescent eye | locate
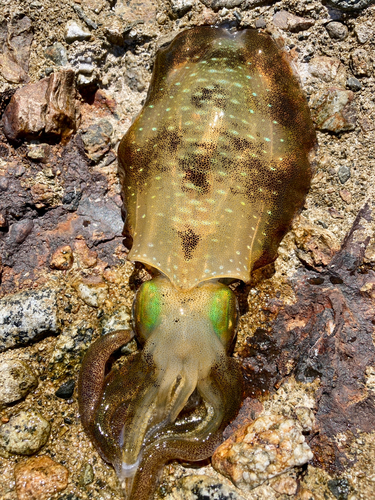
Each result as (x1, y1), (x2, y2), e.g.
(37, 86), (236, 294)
(134, 280), (162, 343)
(208, 287), (237, 350)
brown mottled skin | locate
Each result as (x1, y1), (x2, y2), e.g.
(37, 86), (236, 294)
(78, 26), (316, 500)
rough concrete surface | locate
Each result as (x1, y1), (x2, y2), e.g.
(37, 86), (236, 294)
(0, 0), (374, 499)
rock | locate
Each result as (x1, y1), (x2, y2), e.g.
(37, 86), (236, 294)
(14, 456), (69, 500)
(307, 56), (345, 83)
(293, 222), (340, 268)
(294, 407), (315, 433)
(327, 478), (351, 499)
(0, 360), (38, 406)
(272, 10), (314, 32)
(325, 0), (375, 10)
(65, 21), (91, 43)
(212, 415), (313, 492)
(338, 165), (351, 183)
(0, 15), (33, 83)
(271, 475), (298, 495)
(354, 23), (372, 44)
(103, 16), (129, 45)
(55, 379), (75, 400)
(339, 189), (352, 204)
(45, 42), (68, 66)
(30, 182), (57, 209)
(76, 281), (108, 308)
(255, 17), (267, 29)
(8, 219), (34, 244)
(346, 77), (362, 92)
(199, 0), (243, 11)
(76, 197), (123, 244)
(72, 4), (98, 30)
(3, 70), (80, 141)
(79, 463), (94, 486)
(50, 245), (74, 270)
(80, 119), (113, 162)
(350, 48), (371, 77)
(325, 21), (348, 40)
(0, 287), (58, 352)
(170, 0), (194, 16)
(48, 324), (94, 379)
(101, 306), (131, 335)
(309, 88), (357, 133)
(161, 475), (246, 499)
(0, 410), (50, 456)
(74, 240), (98, 268)
(26, 143), (50, 161)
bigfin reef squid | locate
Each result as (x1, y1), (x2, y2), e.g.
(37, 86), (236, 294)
(78, 25), (316, 500)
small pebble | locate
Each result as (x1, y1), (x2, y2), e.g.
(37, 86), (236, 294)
(351, 48), (371, 77)
(339, 189), (352, 204)
(26, 144), (50, 162)
(79, 462), (94, 486)
(326, 21), (348, 40)
(50, 245), (74, 270)
(327, 478), (351, 499)
(346, 77), (362, 91)
(0, 360), (38, 406)
(15, 455), (69, 500)
(0, 410), (50, 456)
(45, 42), (68, 66)
(325, 0), (375, 11)
(170, 0), (194, 16)
(255, 17), (266, 29)
(55, 379), (75, 400)
(9, 219), (34, 245)
(271, 475), (298, 495)
(338, 166), (351, 184)
(65, 21), (91, 43)
(74, 240), (98, 268)
(75, 282), (108, 308)
(273, 10), (314, 32)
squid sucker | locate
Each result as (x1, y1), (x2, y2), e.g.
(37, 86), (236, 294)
(78, 26), (316, 499)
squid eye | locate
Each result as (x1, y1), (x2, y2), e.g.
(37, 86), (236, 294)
(208, 287), (238, 350)
(134, 280), (162, 342)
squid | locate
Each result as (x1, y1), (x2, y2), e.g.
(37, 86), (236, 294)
(78, 26), (316, 500)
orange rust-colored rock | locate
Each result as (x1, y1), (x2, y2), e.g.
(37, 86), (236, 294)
(74, 239), (98, 268)
(14, 455), (68, 500)
(293, 219), (340, 269)
(50, 245), (74, 270)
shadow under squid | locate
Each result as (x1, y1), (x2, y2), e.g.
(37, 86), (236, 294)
(78, 25), (316, 500)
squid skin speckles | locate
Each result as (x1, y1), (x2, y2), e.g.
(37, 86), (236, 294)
(78, 26), (316, 500)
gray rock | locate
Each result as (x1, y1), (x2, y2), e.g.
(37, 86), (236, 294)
(325, 0), (375, 10)
(0, 287), (58, 352)
(170, 0), (194, 16)
(0, 410), (50, 457)
(346, 77), (362, 92)
(273, 10), (314, 32)
(0, 360), (38, 406)
(72, 4), (98, 30)
(338, 165), (351, 184)
(81, 119), (113, 162)
(325, 21), (348, 40)
(354, 23), (372, 44)
(199, 0), (243, 11)
(45, 42), (68, 66)
(255, 17), (267, 29)
(161, 475), (246, 499)
(65, 21), (91, 43)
